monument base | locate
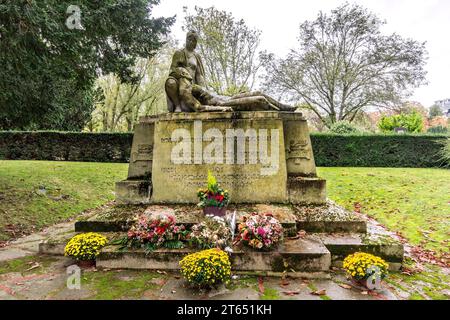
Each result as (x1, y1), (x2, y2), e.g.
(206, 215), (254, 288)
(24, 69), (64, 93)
(39, 201), (404, 273)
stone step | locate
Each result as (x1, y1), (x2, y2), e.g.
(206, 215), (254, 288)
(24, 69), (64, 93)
(294, 201), (367, 233)
(96, 236), (331, 272)
(316, 232), (404, 271)
(74, 204), (298, 236)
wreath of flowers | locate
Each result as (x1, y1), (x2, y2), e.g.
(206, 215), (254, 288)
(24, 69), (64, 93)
(118, 212), (188, 252)
(236, 213), (283, 250)
(189, 215), (232, 249)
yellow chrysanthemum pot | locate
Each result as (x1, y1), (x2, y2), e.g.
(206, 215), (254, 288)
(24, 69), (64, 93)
(64, 232), (108, 268)
(343, 252), (389, 290)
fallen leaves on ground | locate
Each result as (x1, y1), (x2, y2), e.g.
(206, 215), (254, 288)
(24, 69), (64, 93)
(258, 277), (264, 294)
(287, 230), (307, 240)
(410, 246), (450, 268)
(25, 262), (41, 271)
(401, 265), (424, 276)
(282, 290), (300, 296)
(338, 283), (352, 290)
(310, 289), (326, 296)
(280, 278), (290, 287)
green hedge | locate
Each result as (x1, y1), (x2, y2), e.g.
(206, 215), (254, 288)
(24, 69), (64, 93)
(0, 131), (448, 167)
(311, 134), (448, 168)
(0, 131), (132, 163)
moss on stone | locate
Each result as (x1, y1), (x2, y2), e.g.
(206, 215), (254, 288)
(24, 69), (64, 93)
(260, 287), (280, 300)
(81, 269), (160, 300)
(0, 255), (59, 275)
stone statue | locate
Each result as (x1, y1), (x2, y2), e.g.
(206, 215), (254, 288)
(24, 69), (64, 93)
(165, 31), (296, 113)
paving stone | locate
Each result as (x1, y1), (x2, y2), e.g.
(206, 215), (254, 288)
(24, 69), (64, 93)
(210, 287), (260, 300)
(159, 279), (207, 300)
(47, 287), (93, 300)
(0, 248), (33, 262)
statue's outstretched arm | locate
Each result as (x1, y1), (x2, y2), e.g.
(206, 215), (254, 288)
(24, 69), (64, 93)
(219, 96), (280, 111)
(229, 91), (295, 111)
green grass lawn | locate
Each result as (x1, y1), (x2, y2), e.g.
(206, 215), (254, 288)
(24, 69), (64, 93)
(0, 160), (128, 241)
(318, 167), (450, 254)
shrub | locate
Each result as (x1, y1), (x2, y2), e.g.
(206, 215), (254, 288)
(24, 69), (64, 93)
(427, 126), (448, 134)
(236, 213), (283, 250)
(438, 138), (450, 167)
(179, 249), (231, 287)
(189, 215), (232, 249)
(343, 252), (389, 281)
(0, 131), (132, 162)
(328, 121), (360, 134)
(64, 233), (108, 261)
(378, 112), (424, 133)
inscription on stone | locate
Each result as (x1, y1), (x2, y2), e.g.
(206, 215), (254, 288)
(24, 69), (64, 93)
(286, 139), (311, 165)
(151, 117), (287, 203)
(132, 144), (153, 162)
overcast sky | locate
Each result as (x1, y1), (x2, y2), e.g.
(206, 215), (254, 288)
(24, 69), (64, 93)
(153, 0), (450, 107)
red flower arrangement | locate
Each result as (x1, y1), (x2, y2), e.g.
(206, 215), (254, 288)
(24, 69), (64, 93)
(120, 212), (188, 252)
(236, 213), (283, 250)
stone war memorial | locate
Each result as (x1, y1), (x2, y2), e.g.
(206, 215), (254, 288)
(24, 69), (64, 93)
(40, 30), (404, 278)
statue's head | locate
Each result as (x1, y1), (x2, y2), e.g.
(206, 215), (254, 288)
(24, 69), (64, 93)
(185, 30), (199, 51)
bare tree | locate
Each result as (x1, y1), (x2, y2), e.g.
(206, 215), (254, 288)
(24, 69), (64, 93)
(261, 3), (428, 127)
(89, 42), (174, 132)
(183, 6), (263, 95)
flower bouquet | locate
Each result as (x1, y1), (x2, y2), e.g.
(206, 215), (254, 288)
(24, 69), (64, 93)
(117, 212), (188, 252)
(343, 252), (389, 290)
(197, 171), (230, 217)
(235, 213), (283, 250)
(189, 215), (232, 249)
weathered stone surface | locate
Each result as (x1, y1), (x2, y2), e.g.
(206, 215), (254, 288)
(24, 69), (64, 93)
(231, 237), (331, 272)
(73, 203), (297, 235)
(127, 121), (155, 179)
(281, 113), (317, 177)
(38, 243), (67, 256)
(118, 111), (326, 205)
(318, 233), (404, 269)
(96, 236), (331, 272)
(115, 180), (152, 204)
(151, 112), (288, 203)
(288, 176), (326, 205)
(293, 200), (366, 233)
